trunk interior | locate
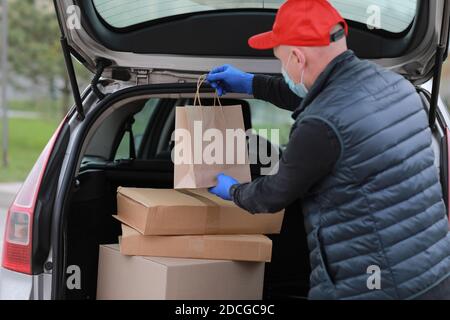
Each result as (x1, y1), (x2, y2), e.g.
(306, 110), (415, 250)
(61, 92), (312, 300)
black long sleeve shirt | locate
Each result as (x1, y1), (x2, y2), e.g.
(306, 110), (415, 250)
(231, 75), (341, 213)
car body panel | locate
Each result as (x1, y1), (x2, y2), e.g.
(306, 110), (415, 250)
(0, 268), (33, 300)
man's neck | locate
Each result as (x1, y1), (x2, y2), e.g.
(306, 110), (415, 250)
(306, 48), (348, 88)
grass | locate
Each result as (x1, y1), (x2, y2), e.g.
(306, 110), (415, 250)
(9, 98), (65, 119)
(0, 117), (60, 182)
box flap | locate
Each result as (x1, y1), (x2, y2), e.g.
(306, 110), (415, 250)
(122, 224), (141, 237)
(117, 187), (219, 208)
(186, 189), (239, 208)
(113, 215), (135, 228)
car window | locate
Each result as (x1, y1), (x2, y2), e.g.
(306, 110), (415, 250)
(331, 0), (417, 33)
(114, 99), (159, 160)
(247, 99), (294, 148)
(93, 0), (417, 33)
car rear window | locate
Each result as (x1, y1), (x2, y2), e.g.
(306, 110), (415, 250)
(93, 0), (417, 33)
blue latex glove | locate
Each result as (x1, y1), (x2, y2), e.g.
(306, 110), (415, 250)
(207, 65), (254, 96)
(209, 173), (239, 201)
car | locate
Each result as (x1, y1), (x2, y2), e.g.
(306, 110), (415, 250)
(1, 0), (449, 300)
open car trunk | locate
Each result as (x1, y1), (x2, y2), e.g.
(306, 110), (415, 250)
(57, 84), (448, 301)
(65, 164), (310, 300)
(50, 0), (450, 300)
(53, 0), (449, 129)
(60, 88), (311, 300)
(55, 0), (449, 84)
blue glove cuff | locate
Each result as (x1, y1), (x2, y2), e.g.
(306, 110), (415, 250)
(244, 74), (255, 95)
(229, 184), (240, 202)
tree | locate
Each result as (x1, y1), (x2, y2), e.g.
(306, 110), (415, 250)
(7, 0), (90, 116)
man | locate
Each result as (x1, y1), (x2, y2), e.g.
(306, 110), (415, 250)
(207, 0), (450, 300)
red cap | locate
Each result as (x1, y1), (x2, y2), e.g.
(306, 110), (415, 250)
(249, 0), (348, 50)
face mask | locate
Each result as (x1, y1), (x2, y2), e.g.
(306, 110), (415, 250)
(281, 52), (309, 98)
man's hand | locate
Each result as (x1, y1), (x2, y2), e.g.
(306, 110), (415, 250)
(207, 65), (254, 96)
(209, 173), (239, 201)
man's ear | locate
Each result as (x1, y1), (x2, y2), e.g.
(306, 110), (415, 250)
(292, 47), (306, 68)
(273, 47), (280, 60)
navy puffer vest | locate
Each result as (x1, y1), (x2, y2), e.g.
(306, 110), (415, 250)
(295, 50), (450, 300)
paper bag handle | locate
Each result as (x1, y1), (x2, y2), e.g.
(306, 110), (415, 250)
(194, 74), (222, 107)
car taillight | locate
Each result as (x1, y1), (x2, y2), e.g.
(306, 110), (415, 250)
(2, 120), (65, 274)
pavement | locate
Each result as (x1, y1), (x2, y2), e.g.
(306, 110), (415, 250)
(0, 182), (21, 208)
(0, 110), (39, 119)
(0, 183), (22, 265)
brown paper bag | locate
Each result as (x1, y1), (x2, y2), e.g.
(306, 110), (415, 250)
(174, 75), (252, 189)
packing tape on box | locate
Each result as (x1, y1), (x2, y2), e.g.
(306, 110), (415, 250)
(176, 190), (221, 234)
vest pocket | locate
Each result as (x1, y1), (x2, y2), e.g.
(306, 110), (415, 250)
(315, 227), (336, 287)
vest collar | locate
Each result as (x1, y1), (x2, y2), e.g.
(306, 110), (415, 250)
(292, 50), (356, 119)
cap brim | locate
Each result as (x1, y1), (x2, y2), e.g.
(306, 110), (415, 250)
(248, 31), (278, 50)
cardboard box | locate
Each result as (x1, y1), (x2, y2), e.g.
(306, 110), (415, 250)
(97, 244), (265, 300)
(116, 187), (284, 235)
(119, 224), (273, 262)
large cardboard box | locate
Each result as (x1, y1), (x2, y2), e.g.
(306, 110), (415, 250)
(116, 187), (284, 235)
(120, 224), (273, 262)
(97, 244), (265, 300)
